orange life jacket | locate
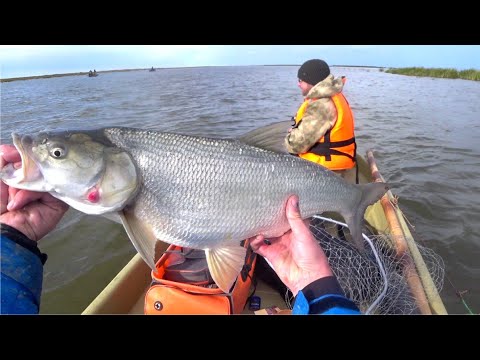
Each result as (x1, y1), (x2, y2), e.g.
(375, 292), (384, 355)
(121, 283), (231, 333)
(294, 92), (356, 170)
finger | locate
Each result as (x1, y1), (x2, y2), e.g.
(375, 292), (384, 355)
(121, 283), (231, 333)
(0, 182), (8, 214)
(7, 189), (45, 210)
(8, 186), (19, 206)
(285, 195), (308, 234)
(0, 145), (21, 164)
(249, 235), (265, 251)
(249, 235), (272, 258)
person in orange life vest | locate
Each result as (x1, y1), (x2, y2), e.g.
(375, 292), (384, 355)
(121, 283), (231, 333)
(285, 59), (358, 184)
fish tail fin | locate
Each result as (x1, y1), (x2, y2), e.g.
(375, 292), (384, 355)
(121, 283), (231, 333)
(205, 245), (247, 293)
(344, 182), (389, 252)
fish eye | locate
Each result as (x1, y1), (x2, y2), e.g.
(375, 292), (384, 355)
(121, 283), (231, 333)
(50, 146), (66, 158)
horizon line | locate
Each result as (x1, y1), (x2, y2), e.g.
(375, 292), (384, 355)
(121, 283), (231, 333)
(1, 64), (386, 83)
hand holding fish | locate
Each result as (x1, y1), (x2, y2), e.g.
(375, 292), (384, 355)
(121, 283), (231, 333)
(0, 126), (387, 293)
(0, 144), (69, 242)
(249, 195), (333, 297)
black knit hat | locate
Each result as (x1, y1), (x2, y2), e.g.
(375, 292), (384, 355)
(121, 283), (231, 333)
(297, 59), (330, 86)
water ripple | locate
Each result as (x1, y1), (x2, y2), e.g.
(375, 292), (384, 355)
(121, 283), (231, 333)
(2, 66), (479, 314)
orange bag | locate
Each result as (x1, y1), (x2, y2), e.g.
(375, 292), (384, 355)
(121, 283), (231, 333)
(144, 241), (256, 315)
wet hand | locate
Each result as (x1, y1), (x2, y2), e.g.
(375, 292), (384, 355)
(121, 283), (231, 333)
(1, 144), (69, 242)
(249, 195), (333, 296)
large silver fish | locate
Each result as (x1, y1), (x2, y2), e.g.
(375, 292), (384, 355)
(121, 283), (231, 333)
(1, 125), (388, 292)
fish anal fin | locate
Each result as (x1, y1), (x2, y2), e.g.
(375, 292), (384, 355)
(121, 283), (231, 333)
(119, 210), (169, 270)
(205, 245), (247, 293)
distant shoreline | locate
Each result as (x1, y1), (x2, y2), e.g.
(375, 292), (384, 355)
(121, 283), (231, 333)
(4, 65), (478, 83)
(0, 68), (141, 83)
(384, 67), (479, 81)
(0, 65), (385, 83)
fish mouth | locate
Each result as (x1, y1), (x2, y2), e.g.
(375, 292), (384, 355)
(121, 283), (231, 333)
(0, 133), (45, 189)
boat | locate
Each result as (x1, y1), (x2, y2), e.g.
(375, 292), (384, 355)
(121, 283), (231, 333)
(82, 151), (447, 315)
(149, 67), (156, 72)
(88, 71), (98, 77)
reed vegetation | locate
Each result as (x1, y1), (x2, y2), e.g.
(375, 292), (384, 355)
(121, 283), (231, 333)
(383, 67), (480, 81)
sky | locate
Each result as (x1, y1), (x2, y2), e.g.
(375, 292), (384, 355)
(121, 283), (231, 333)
(1, 45), (479, 79)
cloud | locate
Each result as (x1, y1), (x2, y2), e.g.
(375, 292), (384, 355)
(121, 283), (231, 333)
(1, 45), (479, 79)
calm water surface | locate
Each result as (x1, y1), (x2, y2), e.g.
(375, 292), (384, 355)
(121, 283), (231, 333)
(1, 66), (479, 314)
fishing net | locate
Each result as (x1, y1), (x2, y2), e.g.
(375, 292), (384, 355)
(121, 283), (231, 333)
(283, 215), (445, 315)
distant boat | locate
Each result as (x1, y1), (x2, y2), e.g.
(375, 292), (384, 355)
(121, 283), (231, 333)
(88, 70), (98, 77)
(149, 67), (156, 72)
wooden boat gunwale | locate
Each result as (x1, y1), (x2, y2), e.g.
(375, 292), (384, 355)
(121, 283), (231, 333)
(82, 153), (447, 315)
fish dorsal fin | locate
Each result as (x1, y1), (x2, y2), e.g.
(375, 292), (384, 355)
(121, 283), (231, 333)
(237, 120), (292, 154)
(119, 209), (169, 269)
(205, 245), (247, 293)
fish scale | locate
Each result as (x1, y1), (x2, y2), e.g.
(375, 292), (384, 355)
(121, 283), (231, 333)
(1, 126), (388, 292)
(104, 128), (358, 247)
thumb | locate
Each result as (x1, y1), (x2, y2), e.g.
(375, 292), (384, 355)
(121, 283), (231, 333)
(285, 195), (308, 234)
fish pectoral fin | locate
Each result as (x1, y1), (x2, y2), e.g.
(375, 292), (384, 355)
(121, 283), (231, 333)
(119, 210), (169, 270)
(205, 245), (247, 293)
(101, 212), (122, 224)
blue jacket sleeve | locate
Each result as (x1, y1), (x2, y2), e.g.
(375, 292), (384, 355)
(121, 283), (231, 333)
(292, 276), (361, 315)
(1, 225), (46, 314)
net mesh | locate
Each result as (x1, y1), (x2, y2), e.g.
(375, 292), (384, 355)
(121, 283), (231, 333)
(284, 216), (445, 315)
